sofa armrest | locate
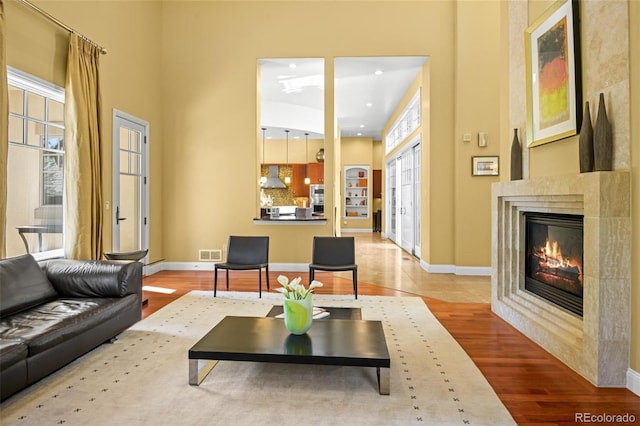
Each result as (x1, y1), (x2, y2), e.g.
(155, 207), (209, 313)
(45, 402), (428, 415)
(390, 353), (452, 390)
(41, 260), (142, 299)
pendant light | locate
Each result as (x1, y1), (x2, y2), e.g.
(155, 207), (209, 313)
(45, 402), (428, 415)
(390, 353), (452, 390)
(260, 128), (267, 185)
(304, 133), (310, 185)
(284, 129), (291, 185)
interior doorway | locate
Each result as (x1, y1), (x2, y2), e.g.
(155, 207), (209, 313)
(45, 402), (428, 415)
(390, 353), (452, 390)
(112, 110), (149, 260)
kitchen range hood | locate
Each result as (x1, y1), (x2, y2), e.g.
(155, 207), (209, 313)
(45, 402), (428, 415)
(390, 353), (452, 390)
(261, 165), (286, 188)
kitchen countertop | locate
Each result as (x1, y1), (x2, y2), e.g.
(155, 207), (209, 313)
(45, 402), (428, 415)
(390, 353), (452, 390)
(253, 215), (326, 225)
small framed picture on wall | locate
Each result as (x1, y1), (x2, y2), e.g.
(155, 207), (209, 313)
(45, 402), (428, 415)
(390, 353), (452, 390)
(472, 156), (499, 176)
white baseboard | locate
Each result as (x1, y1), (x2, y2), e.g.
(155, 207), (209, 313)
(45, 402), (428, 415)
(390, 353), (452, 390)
(628, 368), (640, 396)
(269, 263), (308, 272)
(143, 262), (163, 276)
(420, 260), (455, 274)
(419, 260), (491, 276)
(454, 266), (492, 276)
(341, 228), (373, 233)
(162, 262), (215, 271)
(157, 262), (309, 273)
(154, 260), (490, 277)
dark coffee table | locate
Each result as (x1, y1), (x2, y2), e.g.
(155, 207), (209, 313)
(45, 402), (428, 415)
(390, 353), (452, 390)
(188, 315), (390, 394)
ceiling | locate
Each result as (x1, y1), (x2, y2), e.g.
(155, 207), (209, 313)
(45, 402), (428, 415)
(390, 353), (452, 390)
(260, 56), (428, 142)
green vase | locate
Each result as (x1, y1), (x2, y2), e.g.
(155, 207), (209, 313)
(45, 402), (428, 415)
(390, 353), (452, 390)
(283, 296), (313, 335)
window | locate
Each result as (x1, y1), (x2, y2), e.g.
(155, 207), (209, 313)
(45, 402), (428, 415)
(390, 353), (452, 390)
(6, 67), (65, 259)
(385, 90), (421, 154)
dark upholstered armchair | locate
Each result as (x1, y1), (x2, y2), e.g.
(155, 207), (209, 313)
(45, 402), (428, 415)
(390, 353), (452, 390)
(214, 236), (270, 297)
(309, 236), (358, 299)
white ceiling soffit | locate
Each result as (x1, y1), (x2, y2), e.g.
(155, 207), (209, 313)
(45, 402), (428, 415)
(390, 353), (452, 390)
(260, 56), (428, 141)
(260, 58), (325, 140)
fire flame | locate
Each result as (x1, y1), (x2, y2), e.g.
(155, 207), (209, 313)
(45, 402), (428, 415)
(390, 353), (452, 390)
(541, 238), (577, 270)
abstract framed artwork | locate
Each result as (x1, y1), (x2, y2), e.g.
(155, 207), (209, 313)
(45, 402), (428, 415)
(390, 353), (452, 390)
(525, 0), (582, 147)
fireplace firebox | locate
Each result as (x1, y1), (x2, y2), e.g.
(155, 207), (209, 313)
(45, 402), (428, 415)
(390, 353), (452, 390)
(524, 212), (584, 317)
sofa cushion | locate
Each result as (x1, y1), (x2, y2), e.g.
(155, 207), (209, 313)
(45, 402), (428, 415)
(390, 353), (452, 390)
(0, 254), (59, 318)
(0, 339), (28, 369)
(0, 296), (137, 356)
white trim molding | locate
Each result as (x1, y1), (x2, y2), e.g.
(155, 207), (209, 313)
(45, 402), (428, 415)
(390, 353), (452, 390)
(154, 259), (491, 277)
(420, 260), (455, 274)
(419, 260), (491, 276)
(341, 228), (373, 233)
(628, 368), (640, 396)
(454, 266), (491, 276)
(159, 262), (308, 273)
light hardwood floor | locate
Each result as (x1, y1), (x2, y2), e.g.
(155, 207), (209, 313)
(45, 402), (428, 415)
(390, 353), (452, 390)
(142, 233), (639, 425)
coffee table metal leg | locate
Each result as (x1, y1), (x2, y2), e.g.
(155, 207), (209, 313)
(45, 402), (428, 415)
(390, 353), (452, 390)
(189, 359), (218, 385)
(377, 367), (390, 395)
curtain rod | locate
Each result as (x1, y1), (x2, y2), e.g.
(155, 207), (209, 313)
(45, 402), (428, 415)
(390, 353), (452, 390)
(16, 0), (107, 54)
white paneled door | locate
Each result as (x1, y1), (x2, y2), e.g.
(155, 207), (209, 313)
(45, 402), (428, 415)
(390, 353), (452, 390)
(112, 111), (148, 257)
(412, 143), (421, 258)
(386, 158), (397, 243)
(386, 138), (421, 257)
(400, 149), (414, 253)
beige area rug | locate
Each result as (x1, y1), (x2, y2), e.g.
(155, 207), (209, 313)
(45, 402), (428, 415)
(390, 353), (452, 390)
(0, 292), (515, 425)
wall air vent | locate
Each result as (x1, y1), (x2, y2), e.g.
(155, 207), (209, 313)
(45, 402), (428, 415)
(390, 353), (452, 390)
(199, 249), (222, 262)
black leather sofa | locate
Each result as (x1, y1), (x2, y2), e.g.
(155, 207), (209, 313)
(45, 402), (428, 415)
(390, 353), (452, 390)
(0, 254), (142, 401)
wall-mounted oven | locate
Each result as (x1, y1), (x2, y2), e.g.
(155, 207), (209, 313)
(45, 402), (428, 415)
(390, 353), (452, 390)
(309, 184), (324, 215)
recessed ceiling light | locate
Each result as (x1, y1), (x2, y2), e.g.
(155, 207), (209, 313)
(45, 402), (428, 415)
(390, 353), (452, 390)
(366, 103), (373, 107)
(289, 63), (297, 69)
(357, 132), (363, 136)
(360, 124), (365, 128)
(374, 70), (383, 75)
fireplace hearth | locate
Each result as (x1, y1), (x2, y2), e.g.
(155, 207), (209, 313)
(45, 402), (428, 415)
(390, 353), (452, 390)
(524, 212), (583, 316)
(492, 172), (631, 386)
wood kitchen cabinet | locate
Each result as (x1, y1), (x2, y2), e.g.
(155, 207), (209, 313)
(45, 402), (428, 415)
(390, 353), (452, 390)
(373, 169), (382, 198)
(308, 162), (324, 184)
(291, 164), (309, 197)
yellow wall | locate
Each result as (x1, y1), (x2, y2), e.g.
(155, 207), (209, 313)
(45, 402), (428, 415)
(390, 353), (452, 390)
(630, 0), (639, 378)
(378, 18), (498, 269)
(159, 1), (457, 262)
(5, 0), (459, 266)
(5, 0), (165, 263)
(453, 0), (501, 268)
(372, 140), (383, 170)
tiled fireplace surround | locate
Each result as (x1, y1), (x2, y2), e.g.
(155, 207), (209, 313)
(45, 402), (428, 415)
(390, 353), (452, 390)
(492, 171), (631, 386)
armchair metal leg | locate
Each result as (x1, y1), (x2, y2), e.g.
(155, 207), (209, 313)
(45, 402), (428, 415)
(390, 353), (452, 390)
(226, 270), (229, 290)
(266, 265), (270, 290)
(354, 269), (358, 299)
(214, 268), (218, 297)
